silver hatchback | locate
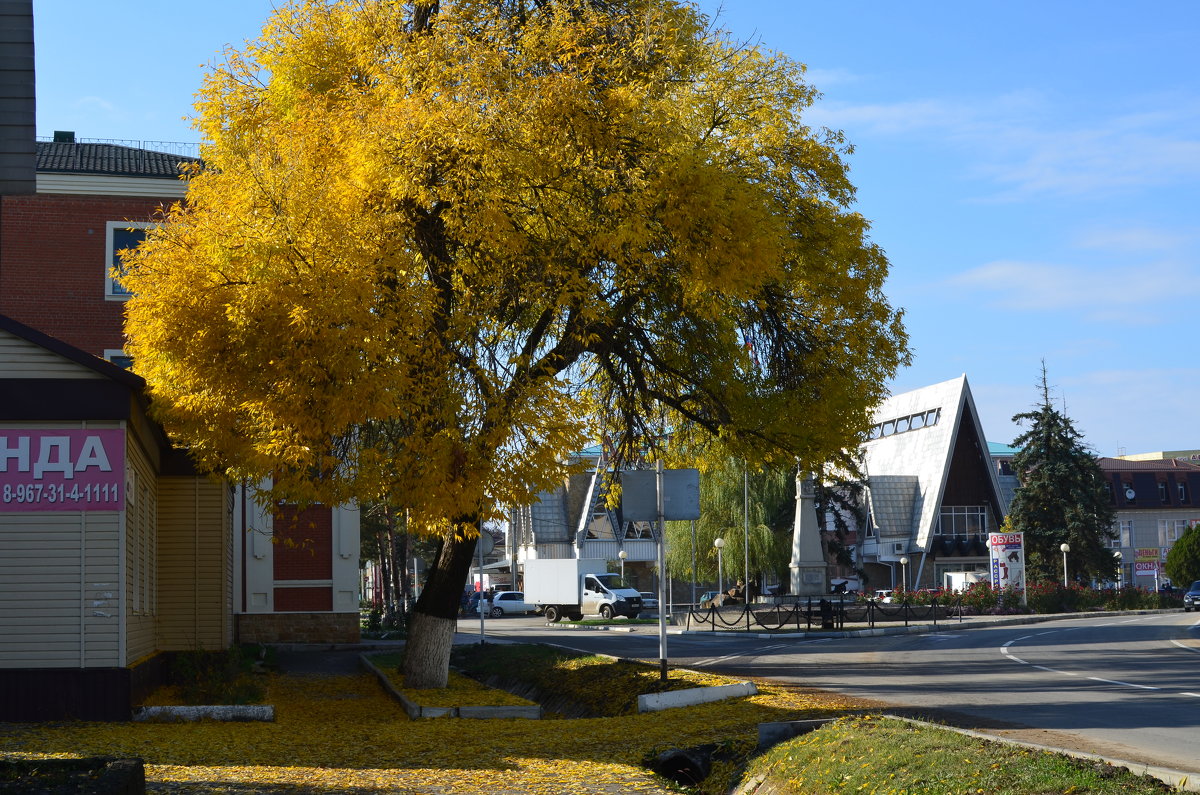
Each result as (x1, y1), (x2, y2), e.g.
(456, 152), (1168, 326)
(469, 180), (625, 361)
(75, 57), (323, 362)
(487, 591), (536, 617)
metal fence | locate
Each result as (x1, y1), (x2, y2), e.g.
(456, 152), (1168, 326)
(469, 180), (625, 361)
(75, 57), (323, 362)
(684, 595), (968, 632)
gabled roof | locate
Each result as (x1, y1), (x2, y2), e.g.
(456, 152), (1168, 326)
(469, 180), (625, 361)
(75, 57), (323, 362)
(865, 475), (919, 538)
(0, 313), (203, 475)
(36, 141), (199, 179)
(0, 312), (142, 387)
(862, 375), (1006, 550)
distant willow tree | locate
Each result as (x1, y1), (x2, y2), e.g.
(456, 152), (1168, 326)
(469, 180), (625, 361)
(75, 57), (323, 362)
(1007, 367), (1115, 582)
(665, 459), (794, 592)
(120, 0), (908, 688)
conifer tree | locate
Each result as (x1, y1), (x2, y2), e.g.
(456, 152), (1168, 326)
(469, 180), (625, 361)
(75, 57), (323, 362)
(1164, 525), (1200, 587)
(1008, 365), (1116, 583)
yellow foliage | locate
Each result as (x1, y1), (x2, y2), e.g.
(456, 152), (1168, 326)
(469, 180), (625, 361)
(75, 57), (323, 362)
(3, 665), (863, 794)
(120, 1), (907, 536)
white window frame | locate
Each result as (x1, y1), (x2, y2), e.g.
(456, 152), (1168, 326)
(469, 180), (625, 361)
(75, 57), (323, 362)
(936, 505), (988, 536)
(1159, 519), (1187, 546)
(105, 220), (155, 300)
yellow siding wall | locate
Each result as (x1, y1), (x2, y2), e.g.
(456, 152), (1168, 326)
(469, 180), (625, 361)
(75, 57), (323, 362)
(157, 477), (233, 651)
(124, 436), (158, 664)
(0, 511), (120, 668)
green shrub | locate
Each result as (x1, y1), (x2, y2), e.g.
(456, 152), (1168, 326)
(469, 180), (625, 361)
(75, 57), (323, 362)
(170, 645), (266, 705)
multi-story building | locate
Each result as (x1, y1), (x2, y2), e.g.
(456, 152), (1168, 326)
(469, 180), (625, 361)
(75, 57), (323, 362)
(1098, 456), (1200, 587)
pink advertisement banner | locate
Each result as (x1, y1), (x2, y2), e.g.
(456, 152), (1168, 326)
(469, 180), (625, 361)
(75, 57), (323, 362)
(0, 429), (125, 512)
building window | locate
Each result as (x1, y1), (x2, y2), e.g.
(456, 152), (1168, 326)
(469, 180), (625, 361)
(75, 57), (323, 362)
(936, 506), (987, 536)
(1179, 482), (1190, 504)
(103, 349), (134, 369)
(869, 407), (941, 440)
(1160, 520), (1188, 546)
(105, 221), (153, 300)
(1108, 520), (1132, 548)
(1158, 481), (1169, 504)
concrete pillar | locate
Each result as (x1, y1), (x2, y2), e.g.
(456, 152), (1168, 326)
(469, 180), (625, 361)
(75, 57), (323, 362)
(789, 473), (827, 596)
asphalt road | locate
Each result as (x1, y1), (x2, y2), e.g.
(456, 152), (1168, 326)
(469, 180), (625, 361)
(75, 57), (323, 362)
(463, 610), (1200, 774)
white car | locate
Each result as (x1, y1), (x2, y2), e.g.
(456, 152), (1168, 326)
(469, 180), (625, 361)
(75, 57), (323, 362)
(487, 591), (536, 617)
(639, 591), (659, 615)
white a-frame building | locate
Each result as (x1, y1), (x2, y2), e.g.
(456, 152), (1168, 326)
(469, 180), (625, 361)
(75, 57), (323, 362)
(857, 375), (1009, 591)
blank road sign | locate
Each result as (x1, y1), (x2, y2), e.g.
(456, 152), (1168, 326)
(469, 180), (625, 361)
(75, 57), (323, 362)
(620, 468), (701, 521)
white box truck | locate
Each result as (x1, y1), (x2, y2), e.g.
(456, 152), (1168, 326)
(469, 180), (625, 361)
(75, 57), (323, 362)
(523, 558), (643, 622)
(944, 570), (987, 593)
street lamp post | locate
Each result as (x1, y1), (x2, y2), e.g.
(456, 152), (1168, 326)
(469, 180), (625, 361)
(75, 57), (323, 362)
(1113, 550), (1122, 590)
(618, 549), (627, 583)
(1060, 543), (1071, 586)
(899, 555), (909, 593)
(714, 537), (725, 595)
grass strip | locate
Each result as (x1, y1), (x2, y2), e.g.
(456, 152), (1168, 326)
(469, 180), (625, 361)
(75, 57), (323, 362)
(747, 715), (1175, 794)
(450, 642), (736, 717)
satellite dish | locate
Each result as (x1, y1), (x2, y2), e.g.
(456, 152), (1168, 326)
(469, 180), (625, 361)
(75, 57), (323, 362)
(1124, 488), (1136, 500)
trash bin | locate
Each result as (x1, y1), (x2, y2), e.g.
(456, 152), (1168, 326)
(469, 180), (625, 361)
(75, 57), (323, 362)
(819, 598), (834, 630)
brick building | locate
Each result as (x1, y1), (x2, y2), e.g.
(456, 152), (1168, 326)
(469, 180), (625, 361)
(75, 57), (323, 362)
(0, 2), (358, 721)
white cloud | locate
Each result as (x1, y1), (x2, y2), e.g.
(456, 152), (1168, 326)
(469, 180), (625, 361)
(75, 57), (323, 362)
(802, 67), (862, 91)
(947, 258), (1200, 319)
(1072, 226), (1193, 253)
(73, 96), (118, 114)
(970, 369), (1200, 456)
(809, 91), (1200, 200)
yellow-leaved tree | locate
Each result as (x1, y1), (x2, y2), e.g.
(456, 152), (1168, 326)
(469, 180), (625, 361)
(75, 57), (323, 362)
(121, 0), (908, 687)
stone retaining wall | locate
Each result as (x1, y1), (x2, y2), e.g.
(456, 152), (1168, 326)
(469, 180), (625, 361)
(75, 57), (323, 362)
(236, 612), (360, 644)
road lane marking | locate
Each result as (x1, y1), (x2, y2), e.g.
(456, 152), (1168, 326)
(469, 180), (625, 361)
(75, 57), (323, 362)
(692, 637), (830, 667)
(1086, 676), (1158, 690)
(1170, 639), (1200, 654)
(1182, 692), (1200, 698)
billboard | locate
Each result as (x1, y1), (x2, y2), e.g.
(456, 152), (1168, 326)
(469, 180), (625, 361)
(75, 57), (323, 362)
(0, 429), (125, 512)
(1134, 547), (1163, 577)
(988, 532), (1025, 590)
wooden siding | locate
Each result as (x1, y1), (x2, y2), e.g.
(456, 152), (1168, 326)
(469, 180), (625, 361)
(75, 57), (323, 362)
(124, 435), (158, 664)
(0, 511), (119, 668)
(157, 477), (232, 651)
(0, 328), (105, 378)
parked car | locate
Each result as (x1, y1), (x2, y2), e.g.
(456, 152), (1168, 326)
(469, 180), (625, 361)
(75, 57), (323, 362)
(698, 590), (721, 608)
(488, 590), (536, 617)
(873, 589), (896, 603)
(639, 591), (659, 615)
(1183, 581), (1200, 612)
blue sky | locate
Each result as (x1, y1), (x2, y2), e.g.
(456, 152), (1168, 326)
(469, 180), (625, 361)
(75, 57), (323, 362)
(32, 1), (1200, 456)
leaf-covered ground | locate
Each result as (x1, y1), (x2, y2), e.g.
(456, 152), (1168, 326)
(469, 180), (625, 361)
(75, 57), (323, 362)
(0, 657), (864, 794)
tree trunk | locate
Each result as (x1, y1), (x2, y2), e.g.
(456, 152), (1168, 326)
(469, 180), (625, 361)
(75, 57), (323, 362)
(403, 611), (457, 689)
(378, 526), (394, 625)
(402, 516), (478, 688)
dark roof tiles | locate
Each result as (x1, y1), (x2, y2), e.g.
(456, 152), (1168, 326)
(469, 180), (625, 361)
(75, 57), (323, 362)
(1097, 457), (1200, 472)
(36, 141), (199, 178)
